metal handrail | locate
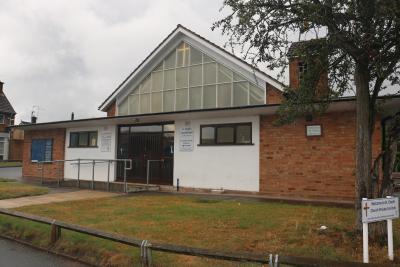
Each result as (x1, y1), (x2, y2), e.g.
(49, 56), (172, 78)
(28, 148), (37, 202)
(35, 158), (132, 193)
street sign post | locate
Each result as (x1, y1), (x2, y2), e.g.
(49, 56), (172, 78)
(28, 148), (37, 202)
(361, 196), (399, 263)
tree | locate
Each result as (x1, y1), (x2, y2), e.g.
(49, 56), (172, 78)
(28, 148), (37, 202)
(213, 0), (400, 234)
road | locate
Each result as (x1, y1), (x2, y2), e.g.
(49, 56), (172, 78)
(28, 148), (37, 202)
(0, 238), (89, 267)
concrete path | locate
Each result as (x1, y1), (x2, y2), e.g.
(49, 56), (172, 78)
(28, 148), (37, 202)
(0, 237), (89, 267)
(0, 190), (119, 209)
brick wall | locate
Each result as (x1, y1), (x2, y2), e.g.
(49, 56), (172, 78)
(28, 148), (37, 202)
(266, 83), (283, 104)
(106, 101), (116, 117)
(259, 111), (381, 201)
(22, 129), (66, 179)
(9, 139), (23, 161)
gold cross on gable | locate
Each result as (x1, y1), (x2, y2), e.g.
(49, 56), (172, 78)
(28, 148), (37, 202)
(363, 202), (370, 217)
(177, 42), (189, 66)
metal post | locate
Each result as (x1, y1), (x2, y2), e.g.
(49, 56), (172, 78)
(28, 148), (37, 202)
(177, 178), (179, 192)
(123, 160), (127, 193)
(41, 162), (44, 185)
(57, 161), (61, 188)
(77, 159), (80, 188)
(107, 160), (111, 192)
(146, 160), (150, 185)
(92, 160), (95, 190)
(362, 198), (369, 263)
(387, 196), (394, 261)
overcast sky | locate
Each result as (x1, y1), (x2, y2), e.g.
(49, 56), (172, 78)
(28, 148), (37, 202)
(0, 0), (241, 123)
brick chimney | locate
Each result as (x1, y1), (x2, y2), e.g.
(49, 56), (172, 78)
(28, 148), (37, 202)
(287, 40), (328, 95)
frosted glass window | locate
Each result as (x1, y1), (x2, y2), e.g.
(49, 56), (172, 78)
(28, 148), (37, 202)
(203, 85), (216, 109)
(140, 93), (150, 113)
(151, 92), (162, 113)
(176, 67), (188, 88)
(189, 65), (202, 87)
(250, 84), (264, 105)
(177, 42), (189, 67)
(131, 86), (139, 95)
(118, 98), (129, 115)
(164, 69), (175, 90)
(204, 63), (216, 84)
(154, 62), (163, 71)
(218, 64), (232, 83)
(233, 72), (246, 82)
(203, 54), (214, 63)
(165, 50), (176, 69)
(217, 84), (231, 108)
(140, 75), (151, 93)
(129, 95), (139, 114)
(176, 88), (188, 111)
(233, 82), (248, 106)
(152, 71), (163, 92)
(163, 90), (175, 112)
(190, 46), (202, 65)
(189, 87), (202, 109)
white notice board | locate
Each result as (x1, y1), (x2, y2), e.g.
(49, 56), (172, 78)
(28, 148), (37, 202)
(101, 131), (112, 152)
(361, 197), (399, 223)
(179, 127), (193, 152)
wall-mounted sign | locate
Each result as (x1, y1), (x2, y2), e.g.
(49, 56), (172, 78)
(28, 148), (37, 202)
(179, 127), (193, 152)
(306, 125), (322, 137)
(101, 131), (112, 152)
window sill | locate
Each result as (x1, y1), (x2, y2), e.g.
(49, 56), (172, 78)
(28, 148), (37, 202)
(197, 143), (254, 147)
(68, 146), (99, 148)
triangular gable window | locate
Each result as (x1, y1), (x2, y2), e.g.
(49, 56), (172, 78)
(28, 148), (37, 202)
(118, 42), (264, 115)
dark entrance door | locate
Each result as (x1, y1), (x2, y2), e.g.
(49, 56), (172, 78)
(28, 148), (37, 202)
(117, 124), (174, 185)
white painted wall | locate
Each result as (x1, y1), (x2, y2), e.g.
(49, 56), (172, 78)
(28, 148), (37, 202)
(64, 125), (117, 182)
(174, 116), (260, 192)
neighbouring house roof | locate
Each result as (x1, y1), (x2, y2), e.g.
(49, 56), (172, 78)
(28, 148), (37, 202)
(98, 24), (286, 112)
(0, 93), (16, 115)
(13, 95), (400, 131)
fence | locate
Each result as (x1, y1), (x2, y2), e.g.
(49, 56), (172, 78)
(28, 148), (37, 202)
(0, 208), (382, 267)
(35, 158), (132, 192)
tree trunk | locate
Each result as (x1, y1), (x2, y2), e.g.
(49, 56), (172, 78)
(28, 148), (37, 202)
(354, 63), (373, 231)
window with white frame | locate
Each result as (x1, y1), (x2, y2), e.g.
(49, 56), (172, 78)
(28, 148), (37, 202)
(0, 137), (6, 160)
(118, 42), (265, 115)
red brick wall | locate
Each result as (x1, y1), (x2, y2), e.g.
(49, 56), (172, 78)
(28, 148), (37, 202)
(9, 139), (23, 161)
(106, 101), (116, 117)
(259, 112), (381, 201)
(289, 57), (328, 94)
(22, 129), (66, 179)
(266, 83), (283, 104)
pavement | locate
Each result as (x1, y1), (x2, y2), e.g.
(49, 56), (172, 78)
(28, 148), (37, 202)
(0, 237), (89, 267)
(0, 190), (119, 209)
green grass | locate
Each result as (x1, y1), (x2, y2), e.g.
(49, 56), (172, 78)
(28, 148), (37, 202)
(0, 195), (398, 266)
(0, 161), (22, 168)
(0, 181), (48, 199)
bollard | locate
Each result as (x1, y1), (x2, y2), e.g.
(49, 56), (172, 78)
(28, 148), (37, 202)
(140, 240), (152, 267)
(50, 220), (61, 245)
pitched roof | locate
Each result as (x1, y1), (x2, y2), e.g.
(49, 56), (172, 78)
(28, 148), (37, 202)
(98, 24), (285, 111)
(0, 93), (16, 114)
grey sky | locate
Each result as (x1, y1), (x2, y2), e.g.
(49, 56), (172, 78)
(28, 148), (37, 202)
(0, 0), (236, 123)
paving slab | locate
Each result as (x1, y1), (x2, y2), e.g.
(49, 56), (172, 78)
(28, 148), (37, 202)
(0, 190), (119, 209)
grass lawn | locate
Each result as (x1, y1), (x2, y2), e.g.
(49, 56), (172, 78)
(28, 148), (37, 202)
(0, 161), (22, 168)
(0, 194), (398, 266)
(0, 179), (48, 199)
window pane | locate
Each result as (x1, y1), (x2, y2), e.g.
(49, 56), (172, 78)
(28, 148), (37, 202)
(190, 46), (202, 65)
(177, 42), (189, 67)
(233, 82), (248, 106)
(118, 97), (129, 115)
(203, 85), (216, 109)
(140, 75), (151, 93)
(151, 71), (163, 92)
(70, 133), (78, 147)
(140, 93), (150, 113)
(78, 132), (88, 147)
(176, 67), (188, 88)
(218, 64), (232, 83)
(217, 126), (234, 144)
(233, 72), (246, 81)
(189, 65), (202, 87)
(163, 90), (175, 112)
(203, 54), (214, 63)
(164, 69), (175, 90)
(176, 88), (188, 111)
(151, 92), (162, 113)
(164, 50), (176, 69)
(189, 87), (202, 109)
(236, 125), (252, 144)
(44, 140), (52, 161)
(249, 84), (264, 105)
(129, 95), (139, 115)
(217, 84), (232, 108)
(201, 127), (215, 144)
(89, 132), (97, 147)
(203, 63), (216, 84)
